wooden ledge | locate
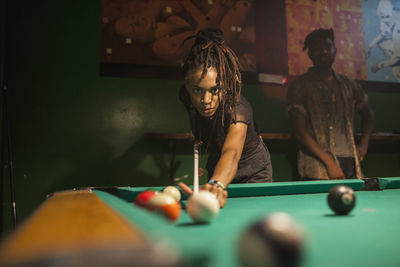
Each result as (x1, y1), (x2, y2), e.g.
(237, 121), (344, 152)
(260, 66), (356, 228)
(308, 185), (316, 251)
(144, 132), (400, 141)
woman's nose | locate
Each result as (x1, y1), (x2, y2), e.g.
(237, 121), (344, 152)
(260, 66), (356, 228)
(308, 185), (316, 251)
(202, 91), (212, 104)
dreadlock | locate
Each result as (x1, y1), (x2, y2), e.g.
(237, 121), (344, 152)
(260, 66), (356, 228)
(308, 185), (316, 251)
(181, 28), (242, 124)
(303, 28), (335, 51)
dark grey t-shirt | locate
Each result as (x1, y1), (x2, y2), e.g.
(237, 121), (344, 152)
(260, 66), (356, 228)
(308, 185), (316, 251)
(184, 94), (272, 183)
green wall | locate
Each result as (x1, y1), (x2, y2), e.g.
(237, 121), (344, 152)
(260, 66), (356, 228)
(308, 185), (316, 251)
(1, 0), (399, 235)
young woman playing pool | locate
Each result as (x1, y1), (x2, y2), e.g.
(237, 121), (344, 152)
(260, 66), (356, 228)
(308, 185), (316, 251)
(178, 28), (273, 207)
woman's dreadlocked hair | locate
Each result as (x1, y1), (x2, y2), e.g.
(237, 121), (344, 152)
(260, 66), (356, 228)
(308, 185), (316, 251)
(181, 28), (242, 124)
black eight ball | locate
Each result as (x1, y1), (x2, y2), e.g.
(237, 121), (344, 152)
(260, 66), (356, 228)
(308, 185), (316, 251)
(327, 185), (356, 215)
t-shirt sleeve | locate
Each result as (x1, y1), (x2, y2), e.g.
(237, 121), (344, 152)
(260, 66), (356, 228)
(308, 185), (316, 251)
(232, 95), (252, 125)
(286, 80), (307, 116)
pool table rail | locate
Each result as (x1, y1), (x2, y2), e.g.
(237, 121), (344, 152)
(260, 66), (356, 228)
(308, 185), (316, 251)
(114, 178), (400, 203)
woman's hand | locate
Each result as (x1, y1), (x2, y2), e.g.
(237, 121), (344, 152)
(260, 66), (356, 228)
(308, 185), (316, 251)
(200, 183), (228, 208)
(178, 182), (228, 208)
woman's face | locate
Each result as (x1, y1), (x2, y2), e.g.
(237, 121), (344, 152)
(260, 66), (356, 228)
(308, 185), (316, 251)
(185, 67), (222, 118)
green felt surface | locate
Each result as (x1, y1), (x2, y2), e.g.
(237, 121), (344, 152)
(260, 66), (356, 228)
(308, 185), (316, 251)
(94, 179), (400, 267)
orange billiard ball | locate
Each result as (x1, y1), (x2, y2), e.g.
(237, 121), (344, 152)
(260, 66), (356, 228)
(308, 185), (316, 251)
(147, 193), (181, 222)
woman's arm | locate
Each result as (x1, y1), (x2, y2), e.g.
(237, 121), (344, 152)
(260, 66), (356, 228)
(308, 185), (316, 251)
(201, 122), (247, 207)
(211, 122), (247, 186)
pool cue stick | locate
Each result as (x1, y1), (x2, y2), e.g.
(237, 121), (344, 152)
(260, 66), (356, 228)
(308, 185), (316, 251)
(1, 3), (17, 235)
(0, 85), (17, 230)
(193, 143), (199, 194)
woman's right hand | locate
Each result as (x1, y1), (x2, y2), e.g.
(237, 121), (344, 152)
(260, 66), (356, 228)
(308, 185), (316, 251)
(178, 182), (228, 208)
(200, 183), (228, 208)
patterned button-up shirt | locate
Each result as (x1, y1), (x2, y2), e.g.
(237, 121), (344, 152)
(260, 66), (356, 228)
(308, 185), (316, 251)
(286, 67), (368, 179)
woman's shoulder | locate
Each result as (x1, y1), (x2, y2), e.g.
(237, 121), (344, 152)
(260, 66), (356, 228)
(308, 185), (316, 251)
(236, 94), (252, 108)
(229, 94), (253, 123)
(230, 94), (252, 114)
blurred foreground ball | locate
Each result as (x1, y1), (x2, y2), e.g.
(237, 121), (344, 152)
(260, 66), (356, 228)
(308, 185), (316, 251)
(238, 212), (304, 267)
(327, 185), (356, 215)
(186, 191), (220, 223)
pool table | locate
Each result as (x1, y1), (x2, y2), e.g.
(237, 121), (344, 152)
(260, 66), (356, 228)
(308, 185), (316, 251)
(1, 178), (399, 267)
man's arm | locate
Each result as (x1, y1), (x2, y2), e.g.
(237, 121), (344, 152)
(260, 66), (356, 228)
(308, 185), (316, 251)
(356, 103), (374, 161)
(289, 109), (345, 179)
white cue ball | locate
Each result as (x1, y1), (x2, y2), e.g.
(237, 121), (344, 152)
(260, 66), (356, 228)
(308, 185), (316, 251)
(186, 190), (220, 223)
(163, 186), (181, 202)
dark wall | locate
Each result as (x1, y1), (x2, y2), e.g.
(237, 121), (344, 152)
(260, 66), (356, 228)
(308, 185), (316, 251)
(1, 0), (399, 235)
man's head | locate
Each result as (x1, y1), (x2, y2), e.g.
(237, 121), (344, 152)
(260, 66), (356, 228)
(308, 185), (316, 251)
(303, 28), (336, 69)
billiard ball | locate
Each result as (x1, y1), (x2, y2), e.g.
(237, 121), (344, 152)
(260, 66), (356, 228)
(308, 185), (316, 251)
(147, 193), (181, 222)
(186, 190), (220, 223)
(134, 190), (158, 209)
(238, 212), (304, 267)
(163, 186), (181, 202)
(327, 185), (356, 215)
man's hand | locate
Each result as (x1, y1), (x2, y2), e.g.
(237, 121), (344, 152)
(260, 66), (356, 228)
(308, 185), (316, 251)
(325, 159), (345, 179)
(356, 144), (368, 162)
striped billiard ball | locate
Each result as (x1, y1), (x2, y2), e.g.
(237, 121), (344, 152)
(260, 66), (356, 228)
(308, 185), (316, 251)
(327, 185), (356, 215)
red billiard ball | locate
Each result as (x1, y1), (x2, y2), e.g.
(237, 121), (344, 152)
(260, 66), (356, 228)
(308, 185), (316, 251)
(327, 185), (356, 215)
(147, 193), (181, 222)
(238, 212), (304, 267)
(134, 190), (158, 209)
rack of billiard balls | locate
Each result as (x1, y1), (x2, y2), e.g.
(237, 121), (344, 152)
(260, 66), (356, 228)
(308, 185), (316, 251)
(134, 186), (220, 223)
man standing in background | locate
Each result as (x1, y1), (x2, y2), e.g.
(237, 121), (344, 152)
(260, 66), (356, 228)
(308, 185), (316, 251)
(286, 28), (374, 180)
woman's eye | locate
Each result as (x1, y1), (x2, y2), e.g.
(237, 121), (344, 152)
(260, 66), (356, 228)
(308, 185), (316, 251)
(193, 88), (202, 94)
(211, 87), (219, 94)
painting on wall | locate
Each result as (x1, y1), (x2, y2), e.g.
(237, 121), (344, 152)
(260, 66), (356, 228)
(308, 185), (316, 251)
(284, 0), (400, 83)
(100, 0), (257, 79)
(285, 0), (367, 81)
(362, 0), (400, 83)
(100, 0), (399, 85)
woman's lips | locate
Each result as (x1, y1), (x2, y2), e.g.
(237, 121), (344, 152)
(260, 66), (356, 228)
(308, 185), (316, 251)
(203, 108), (214, 115)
